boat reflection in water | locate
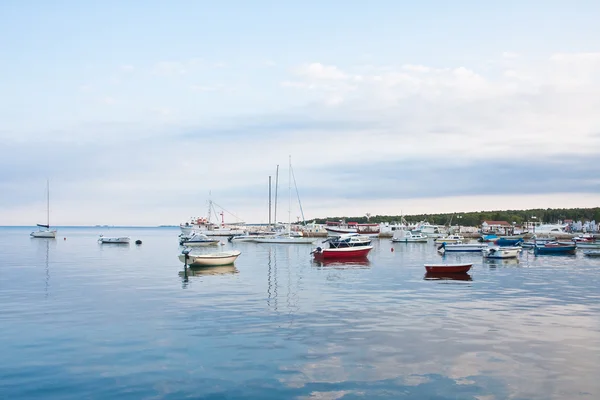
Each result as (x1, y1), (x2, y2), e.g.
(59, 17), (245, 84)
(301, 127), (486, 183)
(424, 271), (473, 281)
(179, 265), (238, 278)
(484, 257), (520, 267)
(312, 259), (371, 269)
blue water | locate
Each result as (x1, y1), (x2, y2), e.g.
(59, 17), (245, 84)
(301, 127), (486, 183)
(1, 227), (599, 399)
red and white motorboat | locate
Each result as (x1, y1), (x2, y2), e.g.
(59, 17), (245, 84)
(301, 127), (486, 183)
(311, 245), (373, 260)
(424, 263), (472, 273)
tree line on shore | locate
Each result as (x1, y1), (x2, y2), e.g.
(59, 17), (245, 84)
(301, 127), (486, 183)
(311, 207), (600, 227)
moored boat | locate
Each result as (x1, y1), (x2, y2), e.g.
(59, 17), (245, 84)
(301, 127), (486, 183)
(438, 242), (488, 253)
(533, 243), (576, 255)
(424, 263), (472, 273)
(494, 238), (524, 246)
(482, 246), (521, 259)
(480, 234), (499, 242)
(434, 235), (464, 244)
(391, 230), (428, 243)
(98, 235), (130, 244)
(31, 180), (57, 239)
(179, 232), (220, 246)
(583, 250), (600, 257)
(178, 249), (241, 266)
(324, 233), (372, 248)
(311, 245), (373, 260)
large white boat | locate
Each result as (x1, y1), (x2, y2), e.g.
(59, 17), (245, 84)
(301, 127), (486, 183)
(413, 222), (446, 238)
(533, 224), (569, 235)
(31, 180), (57, 239)
(180, 200), (246, 236)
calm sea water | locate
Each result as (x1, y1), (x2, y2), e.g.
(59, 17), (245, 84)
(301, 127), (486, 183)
(1, 227), (599, 399)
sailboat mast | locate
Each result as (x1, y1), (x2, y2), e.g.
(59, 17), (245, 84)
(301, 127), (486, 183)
(46, 179), (50, 227)
(274, 165), (279, 227)
(268, 176), (272, 227)
(288, 156), (291, 235)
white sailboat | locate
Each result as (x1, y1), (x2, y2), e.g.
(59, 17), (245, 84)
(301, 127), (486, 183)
(31, 179), (57, 239)
(254, 156), (315, 245)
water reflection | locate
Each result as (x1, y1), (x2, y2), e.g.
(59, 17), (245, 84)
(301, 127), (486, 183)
(179, 264), (238, 287)
(311, 259), (371, 269)
(424, 271), (473, 281)
(484, 257), (521, 267)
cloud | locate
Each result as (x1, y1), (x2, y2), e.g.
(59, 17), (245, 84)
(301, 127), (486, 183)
(120, 64), (135, 72)
(2, 52), (600, 224)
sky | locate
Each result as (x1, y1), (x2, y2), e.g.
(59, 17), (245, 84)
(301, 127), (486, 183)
(1, 0), (600, 226)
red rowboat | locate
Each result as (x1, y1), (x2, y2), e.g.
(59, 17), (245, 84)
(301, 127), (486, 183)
(424, 263), (472, 273)
(312, 245), (373, 260)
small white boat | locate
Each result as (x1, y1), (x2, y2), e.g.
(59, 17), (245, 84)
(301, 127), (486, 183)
(179, 232), (220, 246)
(482, 246), (521, 259)
(178, 250), (241, 266)
(98, 235), (130, 244)
(434, 235), (464, 244)
(438, 243), (488, 253)
(392, 230), (428, 243)
(583, 250), (600, 257)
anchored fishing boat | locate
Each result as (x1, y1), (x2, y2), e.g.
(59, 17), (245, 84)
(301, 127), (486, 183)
(311, 245), (373, 260)
(482, 246), (521, 259)
(424, 263), (473, 273)
(179, 249), (241, 267)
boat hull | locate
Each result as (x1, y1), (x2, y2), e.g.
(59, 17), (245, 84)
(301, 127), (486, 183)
(440, 244), (488, 252)
(424, 264), (472, 273)
(583, 250), (600, 257)
(30, 230), (57, 238)
(533, 245), (576, 255)
(178, 250), (241, 266)
(180, 240), (220, 247)
(325, 227), (357, 235)
(392, 238), (429, 243)
(313, 246), (373, 259)
(494, 238), (523, 246)
(99, 237), (130, 244)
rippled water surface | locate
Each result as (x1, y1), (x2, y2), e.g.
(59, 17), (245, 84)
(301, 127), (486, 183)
(1, 227), (599, 399)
